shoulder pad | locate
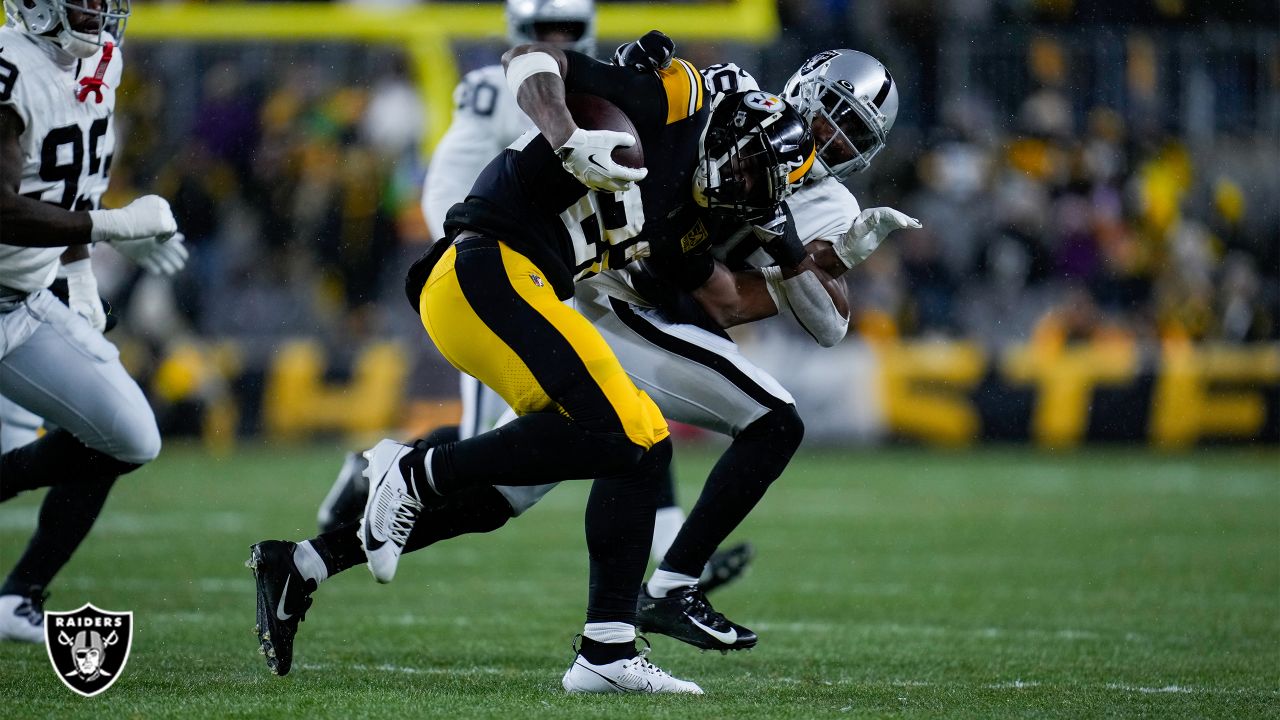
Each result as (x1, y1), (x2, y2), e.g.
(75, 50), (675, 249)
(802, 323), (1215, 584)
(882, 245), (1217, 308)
(700, 62), (761, 95)
(658, 58), (704, 124)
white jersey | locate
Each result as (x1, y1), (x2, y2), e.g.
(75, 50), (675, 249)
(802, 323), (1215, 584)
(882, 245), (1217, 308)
(710, 176), (863, 270)
(0, 28), (119, 292)
(422, 64), (533, 240)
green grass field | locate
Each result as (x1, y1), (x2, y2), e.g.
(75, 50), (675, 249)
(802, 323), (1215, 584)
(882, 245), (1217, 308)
(1, 443), (1277, 718)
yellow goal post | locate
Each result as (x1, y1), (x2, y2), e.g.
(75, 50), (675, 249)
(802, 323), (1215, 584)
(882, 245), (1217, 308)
(127, 0), (780, 154)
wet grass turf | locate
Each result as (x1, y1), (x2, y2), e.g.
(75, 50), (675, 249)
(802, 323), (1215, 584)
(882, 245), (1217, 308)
(1, 443), (1277, 718)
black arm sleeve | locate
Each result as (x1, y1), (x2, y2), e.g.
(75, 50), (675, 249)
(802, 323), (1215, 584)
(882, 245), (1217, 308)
(759, 202), (807, 268)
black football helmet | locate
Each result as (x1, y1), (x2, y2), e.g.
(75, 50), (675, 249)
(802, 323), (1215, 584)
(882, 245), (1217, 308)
(694, 91), (815, 223)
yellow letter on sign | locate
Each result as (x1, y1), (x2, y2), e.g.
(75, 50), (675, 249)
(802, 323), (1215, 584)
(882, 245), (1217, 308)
(878, 341), (986, 447)
(265, 341), (408, 440)
(1151, 341), (1280, 449)
(1003, 338), (1138, 449)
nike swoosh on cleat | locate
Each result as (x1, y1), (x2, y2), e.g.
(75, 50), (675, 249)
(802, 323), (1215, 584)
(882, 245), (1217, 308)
(689, 617), (737, 645)
(275, 576), (293, 621)
(577, 660), (652, 693)
(362, 468), (396, 551)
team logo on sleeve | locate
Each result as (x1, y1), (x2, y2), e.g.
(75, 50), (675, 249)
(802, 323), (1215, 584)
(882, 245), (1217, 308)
(45, 604), (134, 697)
(742, 91), (784, 114)
(680, 220), (709, 253)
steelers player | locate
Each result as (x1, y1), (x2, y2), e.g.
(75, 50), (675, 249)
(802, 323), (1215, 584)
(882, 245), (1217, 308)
(0, 0), (186, 642)
(257, 43), (920, 664)
(317, 4), (754, 591)
(247, 38), (815, 691)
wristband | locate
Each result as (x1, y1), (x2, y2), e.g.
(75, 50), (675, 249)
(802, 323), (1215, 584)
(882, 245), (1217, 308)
(506, 52), (561, 98)
(760, 265), (790, 315)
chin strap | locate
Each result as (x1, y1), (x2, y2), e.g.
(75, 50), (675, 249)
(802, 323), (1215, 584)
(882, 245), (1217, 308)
(76, 41), (113, 104)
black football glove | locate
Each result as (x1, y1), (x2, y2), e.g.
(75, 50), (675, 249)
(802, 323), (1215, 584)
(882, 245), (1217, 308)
(612, 30), (675, 73)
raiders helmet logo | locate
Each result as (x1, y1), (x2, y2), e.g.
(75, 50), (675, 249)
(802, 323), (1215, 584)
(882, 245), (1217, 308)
(742, 91), (784, 114)
(799, 49), (840, 76)
(44, 604), (134, 697)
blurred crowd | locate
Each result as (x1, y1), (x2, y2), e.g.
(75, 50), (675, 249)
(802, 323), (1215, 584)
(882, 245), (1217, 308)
(99, 1), (1278, 378)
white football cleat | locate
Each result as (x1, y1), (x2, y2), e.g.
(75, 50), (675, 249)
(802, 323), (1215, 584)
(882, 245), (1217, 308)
(360, 439), (426, 584)
(0, 591), (46, 643)
(562, 646), (704, 694)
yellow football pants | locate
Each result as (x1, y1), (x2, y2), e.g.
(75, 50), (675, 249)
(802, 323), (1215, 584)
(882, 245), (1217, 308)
(419, 238), (668, 450)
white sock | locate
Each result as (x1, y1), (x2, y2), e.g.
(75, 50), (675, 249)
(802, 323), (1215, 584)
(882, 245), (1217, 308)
(293, 541), (328, 584)
(650, 505), (685, 564)
(646, 568), (698, 599)
(582, 621), (636, 645)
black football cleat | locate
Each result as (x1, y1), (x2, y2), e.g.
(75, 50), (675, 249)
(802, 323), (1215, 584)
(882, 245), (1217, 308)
(636, 585), (758, 652)
(700, 542), (755, 594)
(317, 451), (369, 534)
(247, 541), (316, 676)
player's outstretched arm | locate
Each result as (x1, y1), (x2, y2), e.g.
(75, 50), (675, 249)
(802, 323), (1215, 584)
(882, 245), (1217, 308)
(502, 43), (647, 192)
(0, 107), (93, 246)
(693, 257), (850, 347)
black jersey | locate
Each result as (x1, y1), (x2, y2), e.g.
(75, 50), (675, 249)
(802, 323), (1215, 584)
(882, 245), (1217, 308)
(441, 51), (709, 300)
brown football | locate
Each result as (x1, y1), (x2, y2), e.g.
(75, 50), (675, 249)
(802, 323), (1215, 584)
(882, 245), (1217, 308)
(565, 93), (645, 170)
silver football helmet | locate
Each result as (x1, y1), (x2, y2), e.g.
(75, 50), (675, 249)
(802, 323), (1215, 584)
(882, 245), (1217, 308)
(506, 0), (596, 56)
(782, 49), (898, 180)
(4, 0), (128, 58)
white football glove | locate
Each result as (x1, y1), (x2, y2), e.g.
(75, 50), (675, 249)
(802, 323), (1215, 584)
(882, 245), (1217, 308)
(63, 258), (106, 332)
(556, 128), (648, 193)
(113, 232), (189, 276)
(835, 207), (922, 269)
(88, 195), (178, 242)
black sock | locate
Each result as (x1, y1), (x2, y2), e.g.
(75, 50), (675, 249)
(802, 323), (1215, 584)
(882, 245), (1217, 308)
(654, 461), (677, 508)
(415, 425), (459, 449)
(308, 485), (516, 577)
(663, 406), (803, 577)
(579, 637), (637, 664)
(403, 485), (514, 552)
(585, 438), (669, 625)
(2, 477), (118, 594)
(310, 524), (366, 577)
(427, 413), (643, 496)
(1, 429), (138, 502)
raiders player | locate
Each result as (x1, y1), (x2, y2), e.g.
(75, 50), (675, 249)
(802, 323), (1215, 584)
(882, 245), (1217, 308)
(248, 39), (816, 692)
(0, 0), (185, 642)
(317, 2), (753, 590)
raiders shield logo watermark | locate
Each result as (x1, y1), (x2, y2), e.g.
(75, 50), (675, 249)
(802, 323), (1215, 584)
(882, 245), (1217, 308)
(44, 604), (133, 697)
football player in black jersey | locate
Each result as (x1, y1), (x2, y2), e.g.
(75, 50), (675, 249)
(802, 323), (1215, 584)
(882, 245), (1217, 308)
(246, 40), (814, 691)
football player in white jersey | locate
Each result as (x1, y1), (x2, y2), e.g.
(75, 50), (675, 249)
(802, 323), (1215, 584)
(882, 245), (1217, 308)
(0, 0), (186, 642)
(319, 6), (755, 590)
